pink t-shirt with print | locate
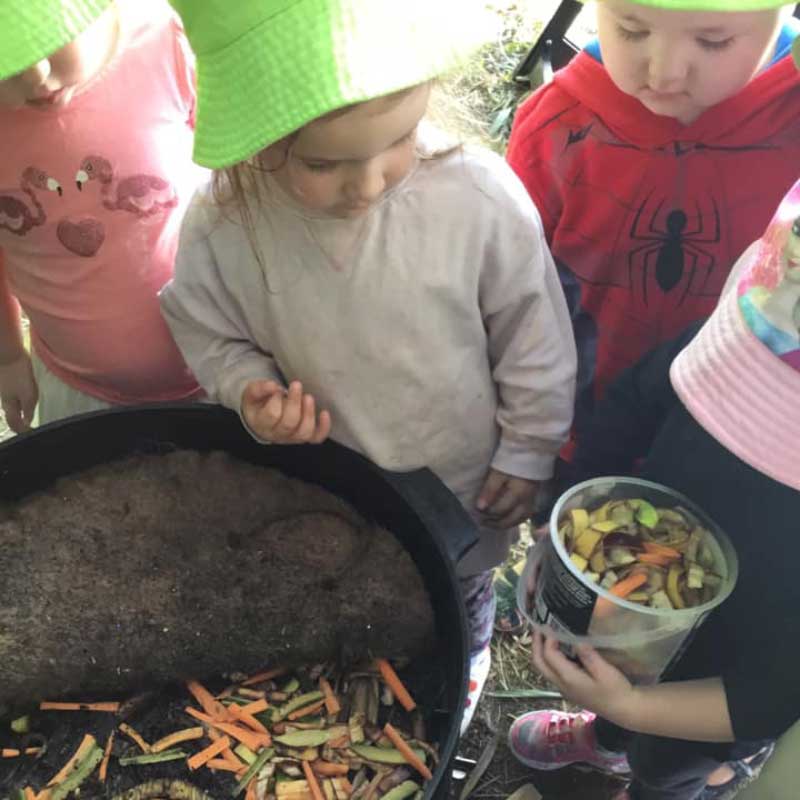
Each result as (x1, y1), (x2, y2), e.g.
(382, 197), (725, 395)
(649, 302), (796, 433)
(0, 0), (207, 403)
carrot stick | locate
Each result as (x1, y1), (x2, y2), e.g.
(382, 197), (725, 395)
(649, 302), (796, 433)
(311, 761), (350, 777)
(339, 778), (353, 795)
(185, 708), (270, 751)
(242, 667), (287, 687)
(208, 726), (244, 770)
(636, 553), (672, 567)
(240, 698), (269, 716)
(383, 723), (432, 781)
(375, 660), (416, 712)
(187, 735), (231, 771)
(228, 703), (270, 733)
(98, 732), (114, 783)
(206, 758), (244, 773)
(215, 723), (270, 750)
(119, 722), (151, 753)
(187, 680), (229, 720)
(303, 760), (326, 800)
(327, 735), (349, 749)
(0, 748), (39, 759)
(643, 541), (682, 559)
(46, 733), (96, 788)
(319, 679), (341, 716)
(184, 707), (218, 725)
(288, 700), (326, 721)
(39, 701), (120, 712)
(609, 572), (649, 598)
(24, 788), (35, 800)
(151, 727), (205, 753)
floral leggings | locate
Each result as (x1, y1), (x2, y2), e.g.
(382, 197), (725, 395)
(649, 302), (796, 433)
(460, 570), (496, 656)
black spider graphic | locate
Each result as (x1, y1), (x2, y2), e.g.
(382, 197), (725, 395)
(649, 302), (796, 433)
(628, 195), (720, 306)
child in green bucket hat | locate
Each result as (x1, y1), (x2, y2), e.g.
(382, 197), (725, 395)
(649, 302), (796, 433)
(508, 0), (800, 470)
(161, 0), (578, 733)
(0, 1), (206, 428)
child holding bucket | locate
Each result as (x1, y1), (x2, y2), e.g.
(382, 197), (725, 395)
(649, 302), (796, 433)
(160, 0), (577, 732)
(507, 0), (800, 461)
(0, 0), (206, 431)
(510, 152), (800, 796)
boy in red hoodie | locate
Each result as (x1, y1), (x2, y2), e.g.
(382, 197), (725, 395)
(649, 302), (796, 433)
(507, 0), (800, 456)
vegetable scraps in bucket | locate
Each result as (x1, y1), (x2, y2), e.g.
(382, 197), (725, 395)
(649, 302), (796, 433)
(558, 499), (723, 610)
(6, 660), (436, 800)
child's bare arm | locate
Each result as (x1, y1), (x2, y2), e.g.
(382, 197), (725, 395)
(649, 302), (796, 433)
(0, 253), (37, 432)
(533, 633), (734, 743)
(621, 678), (733, 743)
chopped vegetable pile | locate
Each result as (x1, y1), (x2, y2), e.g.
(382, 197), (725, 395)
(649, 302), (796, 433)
(4, 660), (437, 800)
(558, 499), (724, 610)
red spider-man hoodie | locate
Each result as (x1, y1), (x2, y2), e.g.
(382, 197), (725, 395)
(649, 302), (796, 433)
(507, 26), (800, 455)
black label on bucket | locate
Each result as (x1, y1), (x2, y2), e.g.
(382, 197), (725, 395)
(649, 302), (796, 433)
(536, 544), (596, 635)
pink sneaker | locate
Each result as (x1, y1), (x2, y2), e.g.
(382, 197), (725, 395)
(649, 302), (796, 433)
(508, 709), (630, 775)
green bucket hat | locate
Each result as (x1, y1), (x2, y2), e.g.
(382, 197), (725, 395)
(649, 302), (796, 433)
(169, 0), (489, 170)
(0, 0), (113, 80)
(600, 0), (792, 8)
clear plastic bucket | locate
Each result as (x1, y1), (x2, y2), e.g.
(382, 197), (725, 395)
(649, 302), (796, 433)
(517, 477), (738, 684)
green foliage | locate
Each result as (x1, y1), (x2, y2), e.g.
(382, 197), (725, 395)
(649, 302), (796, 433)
(441, 3), (544, 150)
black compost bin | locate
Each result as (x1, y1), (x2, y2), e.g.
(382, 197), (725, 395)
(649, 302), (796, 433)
(0, 403), (475, 798)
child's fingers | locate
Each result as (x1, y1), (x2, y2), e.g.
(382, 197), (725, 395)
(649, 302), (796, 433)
(531, 631), (558, 686)
(482, 486), (517, 518)
(271, 381), (304, 437)
(309, 409), (332, 444)
(243, 379), (284, 404)
(263, 388), (286, 421)
(21, 394), (37, 423)
(575, 645), (619, 684)
(290, 394), (319, 442)
(2, 397), (24, 433)
(476, 469), (507, 511)
(542, 637), (593, 692)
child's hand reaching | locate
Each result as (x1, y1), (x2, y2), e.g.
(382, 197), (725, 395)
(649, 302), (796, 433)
(0, 352), (38, 433)
(242, 379), (331, 445)
(532, 632), (638, 727)
(476, 468), (540, 529)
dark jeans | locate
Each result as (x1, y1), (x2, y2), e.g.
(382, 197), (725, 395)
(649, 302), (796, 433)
(595, 718), (770, 800)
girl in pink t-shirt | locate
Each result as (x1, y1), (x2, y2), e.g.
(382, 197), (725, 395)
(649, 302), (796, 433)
(0, 0), (206, 432)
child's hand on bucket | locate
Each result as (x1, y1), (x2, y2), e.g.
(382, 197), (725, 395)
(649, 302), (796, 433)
(532, 631), (638, 726)
(477, 469), (540, 529)
(242, 379), (332, 444)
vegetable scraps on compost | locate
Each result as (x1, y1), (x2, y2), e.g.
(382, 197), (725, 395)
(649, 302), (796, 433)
(5, 659), (438, 800)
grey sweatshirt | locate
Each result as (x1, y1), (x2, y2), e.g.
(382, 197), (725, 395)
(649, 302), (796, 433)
(160, 144), (576, 574)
